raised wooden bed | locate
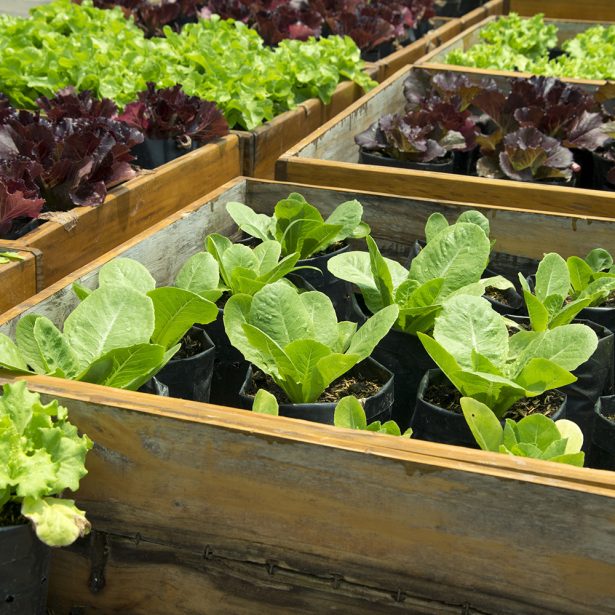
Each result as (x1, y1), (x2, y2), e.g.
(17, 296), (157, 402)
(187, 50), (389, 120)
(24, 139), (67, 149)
(510, 0), (615, 22)
(2, 177), (615, 614)
(276, 65), (615, 217)
(417, 15), (615, 86)
(1, 135), (240, 308)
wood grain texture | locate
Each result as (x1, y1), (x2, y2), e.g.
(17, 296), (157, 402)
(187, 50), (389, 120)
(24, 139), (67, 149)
(17, 135), (240, 290)
(0, 0), (51, 16)
(0, 247), (38, 315)
(510, 0), (615, 21)
(276, 66), (615, 216)
(1, 374), (610, 615)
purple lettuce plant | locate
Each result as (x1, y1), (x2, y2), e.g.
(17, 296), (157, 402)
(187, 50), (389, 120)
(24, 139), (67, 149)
(117, 83), (228, 147)
(0, 158), (45, 235)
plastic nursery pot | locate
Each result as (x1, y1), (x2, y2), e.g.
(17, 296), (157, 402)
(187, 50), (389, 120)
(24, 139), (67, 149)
(507, 315), (614, 443)
(358, 149), (456, 174)
(238, 357), (394, 426)
(138, 377), (169, 397)
(352, 294), (434, 430)
(436, 0), (481, 17)
(361, 40), (395, 62)
(591, 152), (615, 192)
(156, 326), (215, 403)
(410, 369), (567, 447)
(579, 303), (615, 386)
(131, 136), (200, 170)
(204, 309), (248, 408)
(589, 396), (615, 470)
(0, 523), (51, 614)
(295, 243), (355, 321)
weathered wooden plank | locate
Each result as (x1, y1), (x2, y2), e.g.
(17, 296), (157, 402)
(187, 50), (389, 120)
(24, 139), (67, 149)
(16, 135), (240, 291)
(0, 246), (38, 315)
(276, 66), (615, 216)
(0, 0), (51, 16)
(510, 0), (615, 21)
(2, 375), (611, 615)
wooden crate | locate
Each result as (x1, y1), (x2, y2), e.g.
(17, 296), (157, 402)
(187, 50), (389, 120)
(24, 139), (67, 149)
(1, 177), (615, 614)
(0, 246), (38, 315)
(276, 65), (615, 216)
(510, 0), (615, 22)
(417, 15), (615, 86)
(6, 135), (240, 303)
(0, 0), (52, 16)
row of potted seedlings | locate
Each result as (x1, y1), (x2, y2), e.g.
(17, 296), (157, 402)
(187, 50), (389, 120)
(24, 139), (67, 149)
(355, 70), (615, 189)
(1, 194), (614, 471)
(445, 12), (615, 81)
(87, 0), (436, 60)
(0, 85), (229, 240)
(0, 0), (374, 131)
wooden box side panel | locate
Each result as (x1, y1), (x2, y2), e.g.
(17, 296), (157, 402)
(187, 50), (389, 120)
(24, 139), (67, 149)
(29, 385), (615, 615)
(0, 249), (38, 315)
(511, 0), (615, 21)
(18, 136), (241, 288)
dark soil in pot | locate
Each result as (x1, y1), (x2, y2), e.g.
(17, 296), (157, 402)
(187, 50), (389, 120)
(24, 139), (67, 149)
(589, 396), (615, 470)
(0, 502), (50, 615)
(359, 149), (456, 174)
(155, 327), (215, 402)
(238, 358), (394, 426)
(509, 315), (613, 444)
(132, 136), (200, 170)
(484, 285), (524, 315)
(410, 369), (566, 447)
(352, 293), (434, 430)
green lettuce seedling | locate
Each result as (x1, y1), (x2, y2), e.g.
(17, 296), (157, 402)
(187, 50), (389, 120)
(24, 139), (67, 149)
(253, 390), (412, 437)
(418, 295), (598, 417)
(225, 193), (370, 260)
(519, 250), (615, 331)
(461, 396), (584, 466)
(176, 234), (307, 299)
(0, 258), (218, 390)
(0, 381), (93, 546)
(328, 211), (512, 336)
(224, 281), (398, 404)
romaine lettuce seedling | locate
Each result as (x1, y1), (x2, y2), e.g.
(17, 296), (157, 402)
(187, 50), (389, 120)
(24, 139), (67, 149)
(519, 250), (615, 331)
(0, 258), (218, 390)
(224, 281), (398, 404)
(328, 211), (512, 335)
(225, 192), (370, 260)
(461, 396), (584, 466)
(418, 295), (598, 417)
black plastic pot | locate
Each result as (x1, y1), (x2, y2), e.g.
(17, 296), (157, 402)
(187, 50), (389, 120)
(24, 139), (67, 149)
(238, 358), (394, 426)
(352, 294), (434, 430)
(579, 303), (615, 386)
(436, 0), (481, 17)
(361, 40), (395, 62)
(410, 369), (567, 447)
(138, 377), (169, 396)
(591, 151), (615, 192)
(156, 327), (215, 402)
(204, 310), (247, 408)
(0, 523), (50, 614)
(295, 243), (354, 321)
(589, 396), (615, 470)
(359, 149), (456, 174)
(507, 315), (614, 442)
(132, 136), (200, 170)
